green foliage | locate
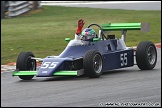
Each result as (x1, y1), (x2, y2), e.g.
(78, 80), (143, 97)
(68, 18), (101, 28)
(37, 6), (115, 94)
(1, 6), (161, 64)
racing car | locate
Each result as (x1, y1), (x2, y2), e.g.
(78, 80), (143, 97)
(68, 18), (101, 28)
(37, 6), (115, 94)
(12, 22), (157, 80)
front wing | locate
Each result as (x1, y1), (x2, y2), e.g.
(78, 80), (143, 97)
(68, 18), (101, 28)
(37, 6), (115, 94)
(12, 70), (84, 76)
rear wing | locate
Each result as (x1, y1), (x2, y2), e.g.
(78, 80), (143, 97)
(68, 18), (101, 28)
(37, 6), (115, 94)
(101, 22), (150, 42)
(101, 22), (150, 32)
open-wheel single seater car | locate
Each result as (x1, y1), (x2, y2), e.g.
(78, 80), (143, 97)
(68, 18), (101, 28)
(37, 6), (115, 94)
(12, 22), (157, 80)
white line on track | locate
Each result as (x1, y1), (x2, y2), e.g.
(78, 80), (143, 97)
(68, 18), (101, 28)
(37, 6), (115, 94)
(41, 1), (161, 6)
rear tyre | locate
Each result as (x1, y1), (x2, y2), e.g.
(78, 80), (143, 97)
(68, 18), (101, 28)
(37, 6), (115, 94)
(16, 52), (36, 80)
(83, 50), (103, 78)
(136, 41), (157, 70)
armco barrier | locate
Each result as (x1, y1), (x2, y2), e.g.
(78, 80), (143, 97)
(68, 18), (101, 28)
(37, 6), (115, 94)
(8, 1), (31, 17)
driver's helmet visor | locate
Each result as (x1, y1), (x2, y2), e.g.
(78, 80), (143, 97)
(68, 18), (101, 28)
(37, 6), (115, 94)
(81, 35), (94, 40)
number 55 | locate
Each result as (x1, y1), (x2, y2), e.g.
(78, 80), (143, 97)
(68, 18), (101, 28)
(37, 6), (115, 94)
(41, 62), (58, 68)
(120, 53), (127, 66)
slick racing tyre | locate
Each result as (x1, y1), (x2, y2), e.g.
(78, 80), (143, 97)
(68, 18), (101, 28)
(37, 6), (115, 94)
(83, 50), (103, 78)
(136, 41), (157, 70)
(16, 52), (36, 80)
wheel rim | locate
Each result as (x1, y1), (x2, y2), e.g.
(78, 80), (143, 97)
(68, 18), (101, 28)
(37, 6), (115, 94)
(93, 54), (102, 73)
(27, 56), (36, 70)
(147, 46), (156, 65)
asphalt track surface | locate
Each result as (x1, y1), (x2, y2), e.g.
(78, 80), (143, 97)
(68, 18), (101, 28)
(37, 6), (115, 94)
(41, 1), (161, 10)
(1, 1), (161, 107)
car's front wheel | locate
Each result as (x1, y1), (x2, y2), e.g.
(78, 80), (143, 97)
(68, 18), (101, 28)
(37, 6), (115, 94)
(83, 50), (103, 78)
(16, 52), (36, 80)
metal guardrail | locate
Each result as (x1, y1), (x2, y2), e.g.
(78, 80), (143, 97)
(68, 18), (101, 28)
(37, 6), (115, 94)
(2, 1), (89, 18)
(1, 1), (41, 18)
(8, 1), (31, 17)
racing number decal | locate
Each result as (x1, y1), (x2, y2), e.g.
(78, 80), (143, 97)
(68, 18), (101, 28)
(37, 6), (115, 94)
(120, 53), (127, 66)
(41, 62), (58, 68)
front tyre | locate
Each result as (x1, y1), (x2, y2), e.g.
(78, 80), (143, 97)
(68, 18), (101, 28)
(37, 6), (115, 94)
(83, 50), (103, 78)
(16, 52), (36, 80)
(136, 41), (157, 70)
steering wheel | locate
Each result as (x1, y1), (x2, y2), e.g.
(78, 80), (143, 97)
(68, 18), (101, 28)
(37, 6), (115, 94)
(87, 23), (107, 40)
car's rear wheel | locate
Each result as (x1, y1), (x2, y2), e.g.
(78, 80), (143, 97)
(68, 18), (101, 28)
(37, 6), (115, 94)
(136, 41), (157, 70)
(83, 50), (103, 78)
(16, 52), (36, 80)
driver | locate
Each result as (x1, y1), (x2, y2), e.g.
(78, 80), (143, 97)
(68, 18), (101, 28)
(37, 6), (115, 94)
(75, 19), (97, 41)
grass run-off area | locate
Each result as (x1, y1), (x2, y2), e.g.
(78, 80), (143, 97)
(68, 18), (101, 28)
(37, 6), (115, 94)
(1, 6), (161, 65)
